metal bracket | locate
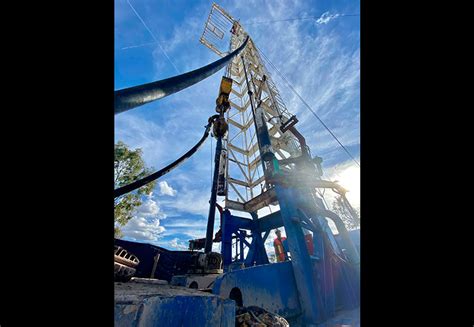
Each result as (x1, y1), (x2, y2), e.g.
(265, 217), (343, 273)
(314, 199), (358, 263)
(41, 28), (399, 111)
(280, 115), (298, 133)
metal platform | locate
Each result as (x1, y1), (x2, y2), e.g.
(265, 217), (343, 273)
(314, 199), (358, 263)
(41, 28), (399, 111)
(316, 308), (360, 327)
(115, 281), (235, 327)
(285, 308), (360, 327)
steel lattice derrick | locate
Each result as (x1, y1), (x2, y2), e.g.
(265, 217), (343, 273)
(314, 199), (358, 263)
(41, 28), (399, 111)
(200, 4), (303, 213)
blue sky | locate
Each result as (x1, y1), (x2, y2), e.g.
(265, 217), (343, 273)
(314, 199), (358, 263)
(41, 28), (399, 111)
(115, 0), (360, 252)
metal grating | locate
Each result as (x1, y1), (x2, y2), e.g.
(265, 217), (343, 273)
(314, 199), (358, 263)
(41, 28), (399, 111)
(200, 3), (235, 57)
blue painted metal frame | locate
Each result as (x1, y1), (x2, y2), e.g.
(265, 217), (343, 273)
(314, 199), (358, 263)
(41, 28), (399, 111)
(216, 46), (359, 325)
(218, 184), (360, 325)
(212, 261), (302, 320)
(274, 185), (327, 323)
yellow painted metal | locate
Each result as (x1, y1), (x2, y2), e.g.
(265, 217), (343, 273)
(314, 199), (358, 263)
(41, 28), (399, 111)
(219, 76), (233, 94)
(216, 76), (233, 109)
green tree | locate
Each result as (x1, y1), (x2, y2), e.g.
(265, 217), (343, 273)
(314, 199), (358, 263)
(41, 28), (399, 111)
(114, 141), (156, 237)
(331, 195), (360, 231)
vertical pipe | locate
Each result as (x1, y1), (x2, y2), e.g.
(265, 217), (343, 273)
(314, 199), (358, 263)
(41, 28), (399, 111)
(205, 135), (223, 253)
(241, 55), (268, 173)
(235, 236), (239, 260)
(221, 209), (233, 270)
(239, 232), (244, 261)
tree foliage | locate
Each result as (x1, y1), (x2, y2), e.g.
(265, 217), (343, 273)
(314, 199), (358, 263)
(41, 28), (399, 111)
(331, 195), (360, 231)
(114, 141), (156, 237)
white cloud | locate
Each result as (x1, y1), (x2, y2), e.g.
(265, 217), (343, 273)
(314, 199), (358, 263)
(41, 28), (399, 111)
(159, 181), (177, 196)
(236, 3), (360, 160)
(169, 237), (189, 250)
(121, 216), (165, 241)
(115, 0), (360, 245)
(263, 31), (360, 154)
(316, 12), (340, 25)
(135, 193), (163, 217)
(120, 194), (167, 242)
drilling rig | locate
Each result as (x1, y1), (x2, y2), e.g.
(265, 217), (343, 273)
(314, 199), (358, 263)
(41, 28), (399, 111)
(199, 4), (360, 324)
(114, 3), (360, 326)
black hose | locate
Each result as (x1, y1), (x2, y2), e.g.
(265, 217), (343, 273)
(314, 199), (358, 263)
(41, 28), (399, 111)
(115, 36), (249, 114)
(114, 116), (218, 198)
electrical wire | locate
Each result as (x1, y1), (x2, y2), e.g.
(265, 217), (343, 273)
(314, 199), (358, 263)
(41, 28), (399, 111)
(126, 0), (180, 74)
(121, 41), (159, 50)
(245, 13), (360, 26)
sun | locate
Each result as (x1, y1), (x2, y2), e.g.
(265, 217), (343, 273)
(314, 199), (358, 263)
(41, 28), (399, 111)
(331, 164), (360, 208)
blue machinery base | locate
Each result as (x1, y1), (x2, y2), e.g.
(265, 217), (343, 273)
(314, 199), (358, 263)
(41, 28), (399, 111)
(115, 275), (358, 327)
(115, 186), (360, 326)
(115, 282), (235, 327)
(214, 184), (360, 325)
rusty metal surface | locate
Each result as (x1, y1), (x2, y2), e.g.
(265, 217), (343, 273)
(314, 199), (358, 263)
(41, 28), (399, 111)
(130, 277), (168, 285)
(236, 306), (289, 327)
(114, 246), (140, 282)
(115, 246), (140, 267)
(225, 188), (278, 212)
(114, 262), (136, 282)
(115, 281), (215, 299)
(114, 238), (196, 282)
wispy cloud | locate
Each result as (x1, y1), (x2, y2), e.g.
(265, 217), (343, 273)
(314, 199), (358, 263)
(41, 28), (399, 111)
(115, 0), (360, 249)
(316, 12), (340, 25)
(228, 0), (360, 165)
(163, 218), (208, 228)
(169, 237), (188, 250)
(159, 187), (211, 217)
(255, 28), (360, 161)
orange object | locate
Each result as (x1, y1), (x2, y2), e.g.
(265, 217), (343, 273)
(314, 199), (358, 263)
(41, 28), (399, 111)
(273, 237), (287, 262)
(305, 233), (314, 255)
